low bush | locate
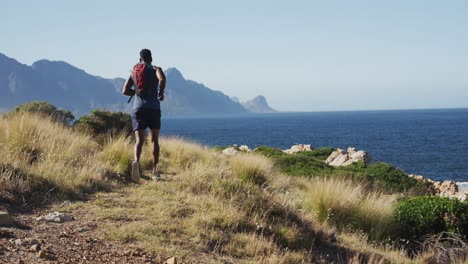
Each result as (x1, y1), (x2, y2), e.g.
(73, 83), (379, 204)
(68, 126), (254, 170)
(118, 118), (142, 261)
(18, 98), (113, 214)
(10, 101), (75, 125)
(275, 153), (431, 195)
(74, 110), (132, 143)
(295, 147), (335, 161)
(253, 146), (284, 157)
(364, 162), (430, 194)
(394, 196), (468, 241)
(275, 155), (334, 177)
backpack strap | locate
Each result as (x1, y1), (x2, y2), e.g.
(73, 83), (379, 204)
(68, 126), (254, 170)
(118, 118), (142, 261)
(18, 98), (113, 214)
(127, 67), (138, 104)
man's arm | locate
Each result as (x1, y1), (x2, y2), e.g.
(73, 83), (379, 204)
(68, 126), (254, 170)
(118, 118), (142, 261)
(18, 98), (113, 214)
(155, 67), (166, 101)
(122, 75), (135, 96)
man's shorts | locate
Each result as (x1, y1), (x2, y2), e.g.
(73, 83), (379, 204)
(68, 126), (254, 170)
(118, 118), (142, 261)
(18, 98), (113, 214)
(131, 108), (161, 131)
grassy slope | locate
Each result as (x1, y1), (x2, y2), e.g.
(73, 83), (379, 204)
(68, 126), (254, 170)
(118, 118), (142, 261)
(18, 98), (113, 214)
(1, 113), (458, 263)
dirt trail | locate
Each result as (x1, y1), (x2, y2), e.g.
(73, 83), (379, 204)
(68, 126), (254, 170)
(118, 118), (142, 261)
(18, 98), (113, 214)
(0, 198), (168, 263)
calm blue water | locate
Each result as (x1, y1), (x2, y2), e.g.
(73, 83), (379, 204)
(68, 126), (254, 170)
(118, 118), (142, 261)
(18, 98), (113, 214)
(160, 109), (468, 182)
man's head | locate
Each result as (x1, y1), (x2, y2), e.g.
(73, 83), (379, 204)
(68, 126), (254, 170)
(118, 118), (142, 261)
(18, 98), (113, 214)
(140, 49), (152, 63)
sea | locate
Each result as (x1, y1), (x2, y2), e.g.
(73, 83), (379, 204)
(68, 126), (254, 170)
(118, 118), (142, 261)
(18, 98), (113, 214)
(160, 108), (468, 186)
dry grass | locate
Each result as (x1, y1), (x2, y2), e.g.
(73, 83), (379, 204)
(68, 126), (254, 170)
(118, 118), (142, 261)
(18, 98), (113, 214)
(100, 135), (137, 175)
(0, 113), (114, 203)
(291, 177), (396, 241)
(1, 113), (437, 263)
(159, 137), (214, 172)
(229, 153), (273, 186)
(84, 141), (422, 263)
(339, 232), (412, 264)
(86, 143), (327, 263)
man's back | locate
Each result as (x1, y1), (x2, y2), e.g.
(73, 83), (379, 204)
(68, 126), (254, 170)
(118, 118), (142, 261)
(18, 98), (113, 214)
(132, 63), (160, 111)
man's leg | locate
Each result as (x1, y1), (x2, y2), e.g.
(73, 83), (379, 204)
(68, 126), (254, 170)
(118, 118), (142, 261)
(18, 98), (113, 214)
(132, 130), (146, 183)
(150, 128), (160, 176)
(134, 130), (146, 162)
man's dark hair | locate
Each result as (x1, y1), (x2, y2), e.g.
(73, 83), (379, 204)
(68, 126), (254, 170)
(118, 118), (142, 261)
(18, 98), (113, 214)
(140, 49), (152, 63)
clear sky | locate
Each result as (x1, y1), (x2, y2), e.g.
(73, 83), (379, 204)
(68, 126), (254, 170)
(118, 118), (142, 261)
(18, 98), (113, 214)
(1, 0), (467, 111)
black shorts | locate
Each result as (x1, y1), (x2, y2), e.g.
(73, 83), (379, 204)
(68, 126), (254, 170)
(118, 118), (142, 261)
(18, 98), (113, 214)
(131, 108), (161, 131)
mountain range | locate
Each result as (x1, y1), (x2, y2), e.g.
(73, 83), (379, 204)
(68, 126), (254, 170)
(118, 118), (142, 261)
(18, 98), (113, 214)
(0, 53), (276, 116)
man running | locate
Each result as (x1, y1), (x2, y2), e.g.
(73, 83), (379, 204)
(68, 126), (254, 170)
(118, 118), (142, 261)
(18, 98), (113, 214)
(122, 48), (166, 182)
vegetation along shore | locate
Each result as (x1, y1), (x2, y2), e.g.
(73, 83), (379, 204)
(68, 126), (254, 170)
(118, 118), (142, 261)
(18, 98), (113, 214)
(0, 102), (467, 263)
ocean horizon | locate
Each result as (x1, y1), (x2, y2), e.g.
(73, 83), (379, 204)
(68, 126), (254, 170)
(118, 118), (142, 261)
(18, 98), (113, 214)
(161, 108), (468, 185)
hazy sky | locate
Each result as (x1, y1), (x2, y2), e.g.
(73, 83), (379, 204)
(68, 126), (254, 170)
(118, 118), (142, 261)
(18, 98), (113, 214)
(1, 0), (468, 111)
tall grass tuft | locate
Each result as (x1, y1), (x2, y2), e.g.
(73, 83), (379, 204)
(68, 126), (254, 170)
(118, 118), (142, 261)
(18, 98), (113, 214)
(159, 137), (214, 171)
(299, 177), (396, 240)
(229, 153), (273, 186)
(100, 135), (134, 175)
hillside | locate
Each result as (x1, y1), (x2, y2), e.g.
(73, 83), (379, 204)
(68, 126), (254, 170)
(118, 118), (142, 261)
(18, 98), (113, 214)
(1, 109), (466, 263)
(0, 53), (274, 116)
(241, 95), (277, 113)
(0, 53), (126, 115)
(160, 68), (248, 116)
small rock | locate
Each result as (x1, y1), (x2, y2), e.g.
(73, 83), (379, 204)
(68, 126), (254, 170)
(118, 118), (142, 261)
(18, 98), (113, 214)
(222, 147), (238, 156)
(457, 193), (467, 202)
(14, 239), (22, 246)
(165, 257), (177, 264)
(29, 244), (40, 252)
(74, 227), (92, 233)
(336, 148), (346, 154)
(25, 238), (40, 246)
(347, 147), (356, 155)
(328, 153), (349, 166)
(59, 232), (70, 238)
(60, 200), (71, 207)
(0, 211), (14, 226)
(409, 174), (425, 181)
(37, 250), (57, 260)
(324, 151), (341, 164)
(440, 180), (458, 194)
(283, 144), (313, 154)
(239, 145), (251, 152)
(36, 212), (74, 223)
(325, 147), (371, 167)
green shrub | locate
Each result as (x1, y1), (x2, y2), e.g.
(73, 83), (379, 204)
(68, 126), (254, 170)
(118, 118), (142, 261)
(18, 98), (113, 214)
(295, 147), (335, 161)
(10, 101), (74, 125)
(275, 155), (431, 195)
(253, 146), (284, 157)
(363, 162), (430, 194)
(275, 155), (334, 177)
(394, 196), (468, 240)
(74, 110), (132, 142)
(213, 145), (241, 152)
(213, 146), (228, 151)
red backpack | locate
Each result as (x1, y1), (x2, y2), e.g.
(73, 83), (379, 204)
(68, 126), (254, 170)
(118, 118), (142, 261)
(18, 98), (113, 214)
(129, 63), (157, 101)
(128, 63), (158, 103)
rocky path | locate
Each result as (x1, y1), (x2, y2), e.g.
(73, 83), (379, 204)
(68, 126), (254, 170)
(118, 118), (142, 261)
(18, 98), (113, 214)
(0, 201), (170, 263)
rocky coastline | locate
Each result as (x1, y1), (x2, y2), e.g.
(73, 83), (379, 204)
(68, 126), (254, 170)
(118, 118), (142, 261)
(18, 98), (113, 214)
(222, 144), (468, 202)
